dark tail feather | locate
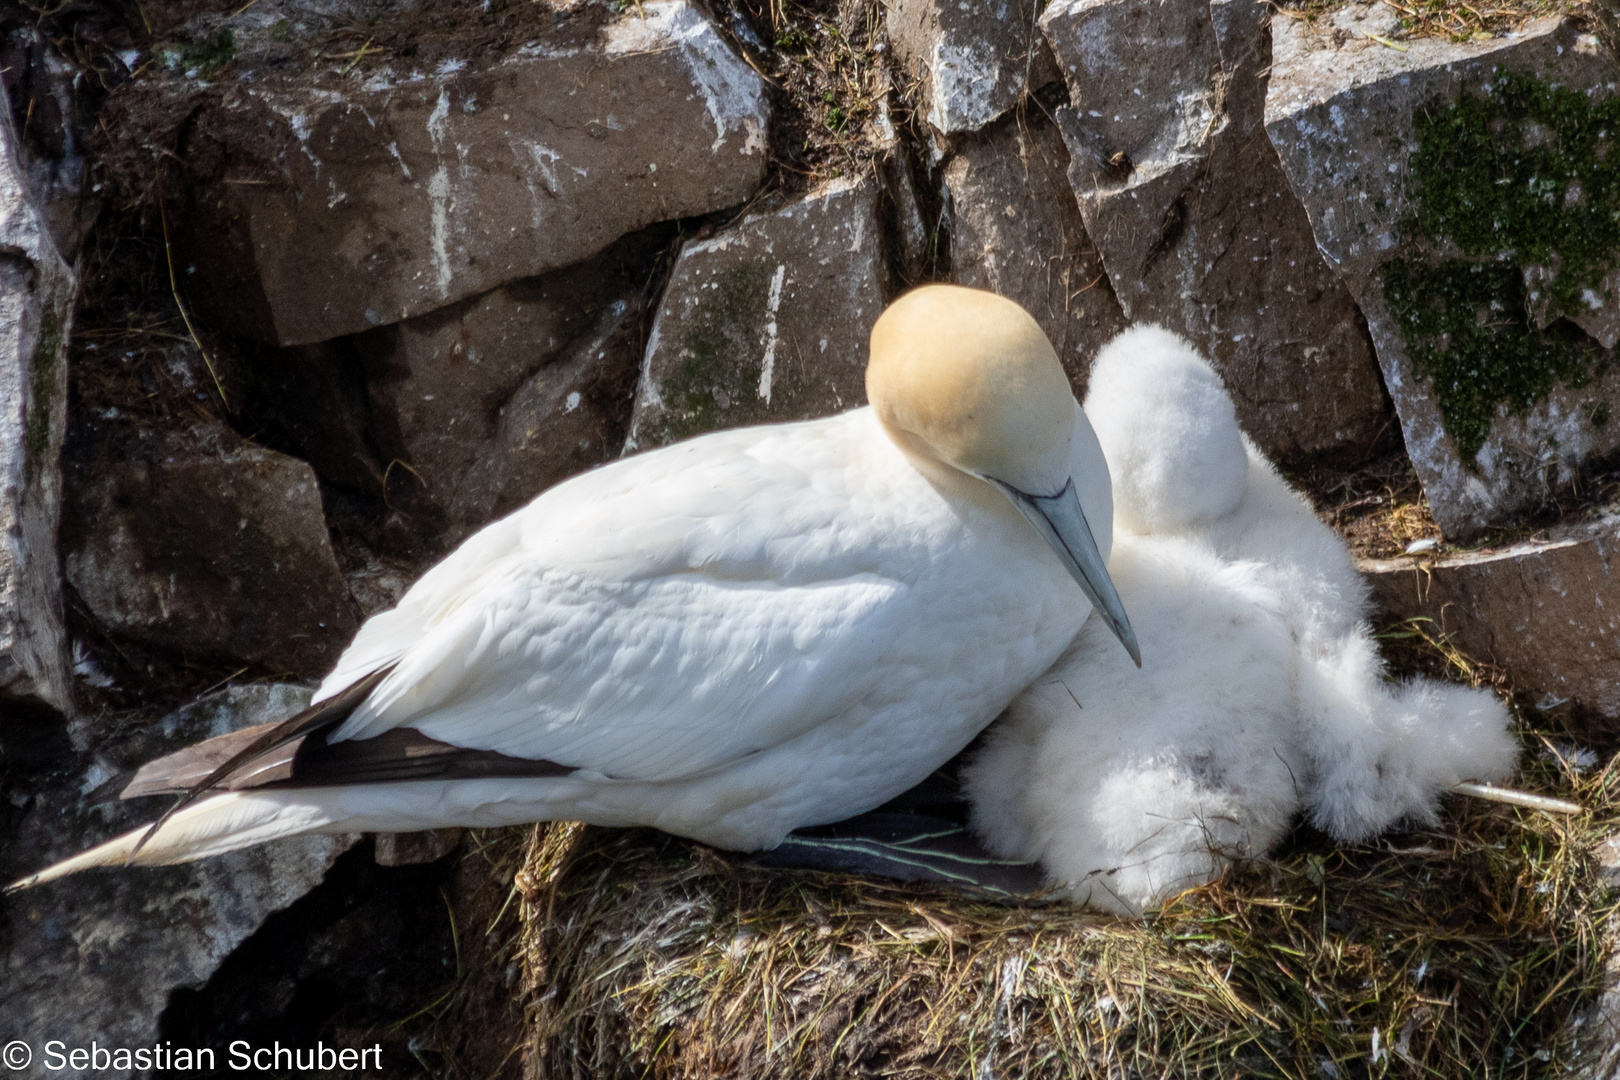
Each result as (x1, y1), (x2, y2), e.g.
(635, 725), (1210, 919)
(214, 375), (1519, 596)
(125, 667), (393, 859)
(124, 723), (575, 798)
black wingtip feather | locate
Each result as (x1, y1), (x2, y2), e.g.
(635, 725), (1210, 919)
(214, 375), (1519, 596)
(124, 666), (395, 863)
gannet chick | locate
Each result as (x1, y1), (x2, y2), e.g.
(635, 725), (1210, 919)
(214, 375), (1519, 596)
(13, 286), (1138, 891)
(965, 326), (1518, 915)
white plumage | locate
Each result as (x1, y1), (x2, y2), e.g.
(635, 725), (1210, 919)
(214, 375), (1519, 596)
(966, 326), (1519, 915)
(300, 407), (1103, 848)
(14, 286), (1140, 889)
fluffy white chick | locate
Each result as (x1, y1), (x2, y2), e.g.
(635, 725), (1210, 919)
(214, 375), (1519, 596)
(966, 326), (1519, 915)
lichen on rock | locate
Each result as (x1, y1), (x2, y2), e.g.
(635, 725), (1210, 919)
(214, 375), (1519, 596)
(1383, 69), (1620, 462)
(626, 175), (885, 451)
(1382, 259), (1605, 462)
(0, 75), (75, 716)
(659, 261), (777, 442)
(1409, 70), (1619, 314)
(1266, 15), (1620, 538)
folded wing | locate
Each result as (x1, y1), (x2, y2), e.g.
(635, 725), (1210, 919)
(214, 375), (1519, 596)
(313, 414), (924, 785)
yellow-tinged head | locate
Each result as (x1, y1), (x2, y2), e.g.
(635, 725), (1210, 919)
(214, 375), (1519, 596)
(865, 284), (1140, 666)
(867, 285), (1076, 496)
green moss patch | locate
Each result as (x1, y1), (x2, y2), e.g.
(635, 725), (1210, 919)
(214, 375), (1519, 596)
(657, 262), (771, 444)
(159, 29), (235, 78)
(1384, 70), (1619, 462)
(1384, 259), (1603, 460)
(1410, 71), (1619, 312)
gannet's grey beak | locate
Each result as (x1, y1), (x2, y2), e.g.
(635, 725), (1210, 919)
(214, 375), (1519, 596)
(987, 477), (1141, 668)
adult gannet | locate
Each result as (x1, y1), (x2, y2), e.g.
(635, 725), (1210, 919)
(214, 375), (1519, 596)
(966, 326), (1517, 915)
(12, 285), (1138, 890)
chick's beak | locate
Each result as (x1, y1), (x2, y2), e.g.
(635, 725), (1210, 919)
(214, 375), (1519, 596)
(987, 477), (1141, 668)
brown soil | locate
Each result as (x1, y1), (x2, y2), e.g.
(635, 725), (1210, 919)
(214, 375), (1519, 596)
(721, 0), (900, 191)
(1298, 451), (1445, 561)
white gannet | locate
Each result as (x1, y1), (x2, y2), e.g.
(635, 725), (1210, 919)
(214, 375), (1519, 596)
(12, 285), (1139, 890)
(966, 325), (1518, 915)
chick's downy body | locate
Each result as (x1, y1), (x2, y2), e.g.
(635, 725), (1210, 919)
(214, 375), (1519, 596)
(967, 326), (1518, 915)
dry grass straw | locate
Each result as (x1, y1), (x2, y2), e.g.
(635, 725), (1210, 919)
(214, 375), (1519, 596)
(1309, 448), (1620, 563)
(1307, 454), (1443, 561)
(731, 0), (896, 187)
(504, 631), (1620, 1079)
(1275, 0), (1595, 41)
(1378, 0), (1590, 40)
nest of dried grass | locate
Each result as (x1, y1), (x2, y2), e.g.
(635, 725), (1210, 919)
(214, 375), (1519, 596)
(492, 644), (1620, 1079)
(1277, 0), (1597, 42)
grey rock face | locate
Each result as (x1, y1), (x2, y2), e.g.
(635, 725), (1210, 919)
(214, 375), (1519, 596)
(375, 828), (464, 867)
(945, 111), (1126, 392)
(1, 29), (99, 259)
(626, 175), (886, 451)
(357, 233), (658, 545)
(1040, 0), (1393, 467)
(176, 0), (769, 346)
(887, 0), (1058, 135)
(1361, 512), (1620, 723)
(61, 426), (356, 679)
(1529, 263), (1620, 352)
(0, 684), (354, 1070)
(1569, 912), (1620, 1080)
(0, 79), (72, 716)
(1266, 15), (1620, 538)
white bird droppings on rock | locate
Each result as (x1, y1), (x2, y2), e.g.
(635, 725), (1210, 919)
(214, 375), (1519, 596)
(887, 0), (1058, 134)
(174, 0), (770, 347)
(626, 176), (884, 451)
(0, 683), (354, 1058)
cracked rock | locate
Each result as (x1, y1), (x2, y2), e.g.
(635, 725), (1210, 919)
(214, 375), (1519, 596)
(945, 111), (1126, 392)
(0, 28), (100, 259)
(876, 140), (932, 284)
(0, 77), (73, 717)
(1040, 0), (1392, 467)
(0, 683), (356, 1064)
(1266, 14), (1620, 537)
(626, 175), (885, 451)
(242, 336), (386, 500)
(356, 231), (659, 546)
(1361, 512), (1620, 723)
(887, 0), (1058, 135)
(174, 0), (769, 346)
(61, 425), (356, 679)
